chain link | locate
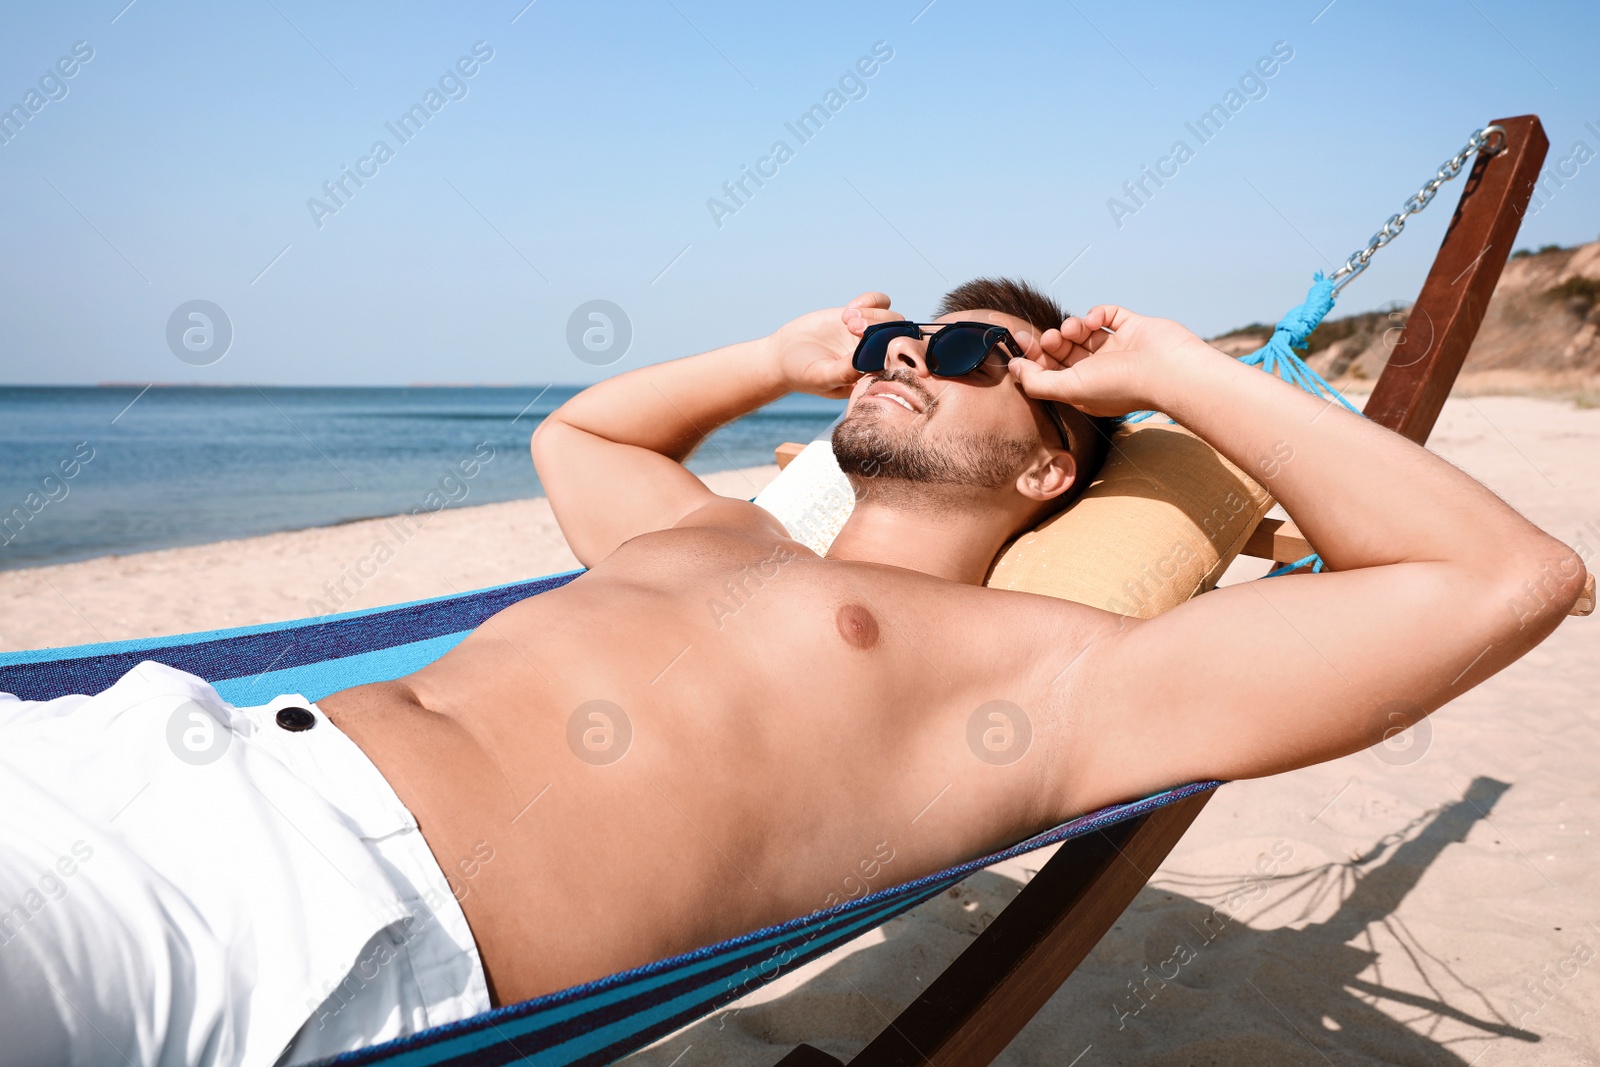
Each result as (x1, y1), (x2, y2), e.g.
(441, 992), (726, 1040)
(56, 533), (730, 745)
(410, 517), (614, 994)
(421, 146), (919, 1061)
(1328, 125), (1507, 294)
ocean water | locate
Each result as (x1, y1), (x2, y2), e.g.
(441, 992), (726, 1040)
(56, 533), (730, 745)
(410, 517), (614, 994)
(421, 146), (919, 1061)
(0, 386), (844, 571)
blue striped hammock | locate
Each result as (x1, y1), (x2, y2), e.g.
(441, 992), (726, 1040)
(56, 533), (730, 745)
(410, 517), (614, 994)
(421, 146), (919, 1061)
(0, 569), (1219, 1067)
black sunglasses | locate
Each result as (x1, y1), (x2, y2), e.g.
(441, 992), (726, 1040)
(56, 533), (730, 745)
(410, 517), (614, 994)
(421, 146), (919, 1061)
(850, 320), (1072, 450)
(851, 320), (1026, 378)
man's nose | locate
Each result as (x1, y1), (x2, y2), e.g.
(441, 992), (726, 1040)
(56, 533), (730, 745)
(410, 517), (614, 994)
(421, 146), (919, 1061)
(883, 335), (933, 377)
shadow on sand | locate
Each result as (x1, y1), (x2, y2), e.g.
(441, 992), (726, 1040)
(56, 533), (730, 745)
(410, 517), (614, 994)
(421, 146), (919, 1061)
(622, 776), (1535, 1066)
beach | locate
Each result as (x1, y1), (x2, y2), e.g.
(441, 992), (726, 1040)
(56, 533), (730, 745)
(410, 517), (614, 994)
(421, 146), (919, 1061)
(3, 394), (1597, 1064)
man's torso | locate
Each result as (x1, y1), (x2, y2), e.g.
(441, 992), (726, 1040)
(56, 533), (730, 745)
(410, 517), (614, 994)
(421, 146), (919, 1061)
(321, 522), (1111, 1003)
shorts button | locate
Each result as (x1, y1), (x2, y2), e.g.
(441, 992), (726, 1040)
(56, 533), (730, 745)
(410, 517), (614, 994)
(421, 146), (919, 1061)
(276, 706), (317, 732)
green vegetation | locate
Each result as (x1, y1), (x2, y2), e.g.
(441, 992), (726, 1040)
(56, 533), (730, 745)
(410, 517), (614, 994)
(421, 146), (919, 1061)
(1300, 308), (1399, 356)
(1512, 243), (1572, 259)
(1547, 274), (1600, 315)
(1210, 322), (1273, 343)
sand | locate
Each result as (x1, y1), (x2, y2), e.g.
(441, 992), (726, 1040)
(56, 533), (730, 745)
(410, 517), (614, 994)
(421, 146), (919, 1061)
(0, 466), (776, 651)
(3, 396), (1597, 1065)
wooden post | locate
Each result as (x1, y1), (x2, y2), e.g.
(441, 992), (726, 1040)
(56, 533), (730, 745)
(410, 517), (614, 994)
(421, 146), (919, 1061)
(1363, 115), (1548, 442)
(845, 793), (1211, 1066)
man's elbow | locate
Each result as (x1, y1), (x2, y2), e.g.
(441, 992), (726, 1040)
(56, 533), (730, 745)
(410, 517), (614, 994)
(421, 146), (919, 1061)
(1490, 535), (1588, 633)
(529, 415), (567, 479)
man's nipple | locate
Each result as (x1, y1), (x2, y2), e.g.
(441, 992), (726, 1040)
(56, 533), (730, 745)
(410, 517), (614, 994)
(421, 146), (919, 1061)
(835, 602), (880, 651)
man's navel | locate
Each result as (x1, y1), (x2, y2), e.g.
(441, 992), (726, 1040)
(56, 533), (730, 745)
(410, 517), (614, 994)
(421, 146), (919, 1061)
(835, 603), (880, 651)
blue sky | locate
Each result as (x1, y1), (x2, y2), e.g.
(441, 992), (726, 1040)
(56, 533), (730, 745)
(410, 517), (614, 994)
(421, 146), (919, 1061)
(1, 0), (1596, 386)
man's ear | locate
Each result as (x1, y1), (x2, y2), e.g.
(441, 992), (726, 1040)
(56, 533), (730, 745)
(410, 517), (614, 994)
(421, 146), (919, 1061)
(1015, 447), (1076, 504)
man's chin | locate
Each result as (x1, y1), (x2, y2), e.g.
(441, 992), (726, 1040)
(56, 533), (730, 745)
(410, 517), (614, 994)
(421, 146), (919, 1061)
(831, 408), (912, 480)
(831, 409), (1032, 494)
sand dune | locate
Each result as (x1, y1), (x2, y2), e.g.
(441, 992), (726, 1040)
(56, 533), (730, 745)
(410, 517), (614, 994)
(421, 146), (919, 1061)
(1211, 239), (1600, 408)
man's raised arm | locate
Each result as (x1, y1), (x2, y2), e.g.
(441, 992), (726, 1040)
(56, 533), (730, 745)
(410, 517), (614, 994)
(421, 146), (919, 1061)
(1010, 306), (1588, 809)
(532, 293), (894, 566)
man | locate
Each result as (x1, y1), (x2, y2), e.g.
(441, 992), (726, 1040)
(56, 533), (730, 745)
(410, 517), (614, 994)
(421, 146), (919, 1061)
(324, 279), (1583, 1004)
(1, 279), (1584, 1064)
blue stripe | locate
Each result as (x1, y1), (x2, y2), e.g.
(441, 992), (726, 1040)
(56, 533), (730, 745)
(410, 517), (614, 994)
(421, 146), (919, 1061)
(0, 571), (582, 701)
(211, 633), (473, 705)
(322, 884), (954, 1066)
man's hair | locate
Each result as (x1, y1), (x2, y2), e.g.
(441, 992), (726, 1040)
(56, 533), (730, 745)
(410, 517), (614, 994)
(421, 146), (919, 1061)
(934, 277), (1119, 509)
(934, 277), (1066, 339)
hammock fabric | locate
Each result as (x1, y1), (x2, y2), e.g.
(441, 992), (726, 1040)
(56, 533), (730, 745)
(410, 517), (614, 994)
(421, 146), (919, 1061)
(0, 569), (1220, 1067)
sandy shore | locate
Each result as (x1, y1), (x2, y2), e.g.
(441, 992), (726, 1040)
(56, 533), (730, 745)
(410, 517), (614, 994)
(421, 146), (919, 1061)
(0, 466), (777, 651)
(3, 396), (1598, 1065)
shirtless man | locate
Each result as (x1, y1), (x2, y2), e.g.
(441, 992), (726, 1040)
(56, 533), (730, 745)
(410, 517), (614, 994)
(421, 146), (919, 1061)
(320, 277), (1586, 1011)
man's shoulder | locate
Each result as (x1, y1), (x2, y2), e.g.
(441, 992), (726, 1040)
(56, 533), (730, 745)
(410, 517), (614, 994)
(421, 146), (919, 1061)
(673, 494), (794, 538)
(604, 499), (807, 567)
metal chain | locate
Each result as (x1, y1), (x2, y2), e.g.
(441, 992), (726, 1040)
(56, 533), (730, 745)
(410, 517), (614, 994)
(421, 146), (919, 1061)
(1328, 124), (1507, 294)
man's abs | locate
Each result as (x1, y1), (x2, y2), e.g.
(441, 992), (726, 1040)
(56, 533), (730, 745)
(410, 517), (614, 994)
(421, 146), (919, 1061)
(320, 526), (1087, 1004)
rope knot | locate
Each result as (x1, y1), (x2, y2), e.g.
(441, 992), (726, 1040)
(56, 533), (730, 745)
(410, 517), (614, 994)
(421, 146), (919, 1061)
(1122, 272), (1358, 427)
(1273, 272), (1336, 351)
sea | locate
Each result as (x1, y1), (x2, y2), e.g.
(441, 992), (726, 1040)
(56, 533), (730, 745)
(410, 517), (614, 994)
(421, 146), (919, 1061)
(0, 386), (845, 572)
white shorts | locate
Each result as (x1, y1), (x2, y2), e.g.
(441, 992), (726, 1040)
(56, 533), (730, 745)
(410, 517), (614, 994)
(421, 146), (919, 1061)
(0, 661), (490, 1067)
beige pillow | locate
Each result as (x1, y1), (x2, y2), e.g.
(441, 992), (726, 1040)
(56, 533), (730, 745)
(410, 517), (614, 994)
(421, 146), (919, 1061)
(985, 422), (1273, 618)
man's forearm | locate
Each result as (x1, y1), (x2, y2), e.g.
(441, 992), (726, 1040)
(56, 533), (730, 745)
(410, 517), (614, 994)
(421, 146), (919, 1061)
(530, 298), (871, 563)
(547, 336), (788, 462)
(1156, 342), (1573, 577)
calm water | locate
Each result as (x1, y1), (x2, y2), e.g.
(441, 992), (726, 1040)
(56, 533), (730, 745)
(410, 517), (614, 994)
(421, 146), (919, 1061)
(0, 386), (843, 571)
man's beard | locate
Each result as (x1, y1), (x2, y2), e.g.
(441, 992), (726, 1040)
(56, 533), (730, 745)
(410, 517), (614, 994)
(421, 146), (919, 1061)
(831, 374), (1034, 502)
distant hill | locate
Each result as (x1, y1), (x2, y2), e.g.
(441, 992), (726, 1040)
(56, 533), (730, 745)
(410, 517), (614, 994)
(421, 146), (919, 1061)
(1209, 240), (1600, 401)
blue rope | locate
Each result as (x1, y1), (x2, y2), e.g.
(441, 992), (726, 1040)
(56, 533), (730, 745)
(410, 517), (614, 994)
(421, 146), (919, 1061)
(1122, 273), (1365, 575)
(1126, 273), (1360, 423)
(1265, 552), (1326, 579)
(1238, 273), (1362, 416)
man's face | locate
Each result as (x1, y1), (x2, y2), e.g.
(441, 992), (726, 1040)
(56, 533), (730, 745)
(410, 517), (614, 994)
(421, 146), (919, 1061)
(832, 308), (1065, 494)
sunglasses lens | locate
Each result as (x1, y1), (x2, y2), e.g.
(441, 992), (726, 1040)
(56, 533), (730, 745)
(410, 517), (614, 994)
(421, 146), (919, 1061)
(853, 323), (920, 372)
(926, 326), (995, 377)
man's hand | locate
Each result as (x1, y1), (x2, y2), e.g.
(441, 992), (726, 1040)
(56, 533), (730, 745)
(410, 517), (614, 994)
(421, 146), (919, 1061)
(534, 291), (900, 565)
(769, 291), (900, 398)
(1006, 304), (1214, 417)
